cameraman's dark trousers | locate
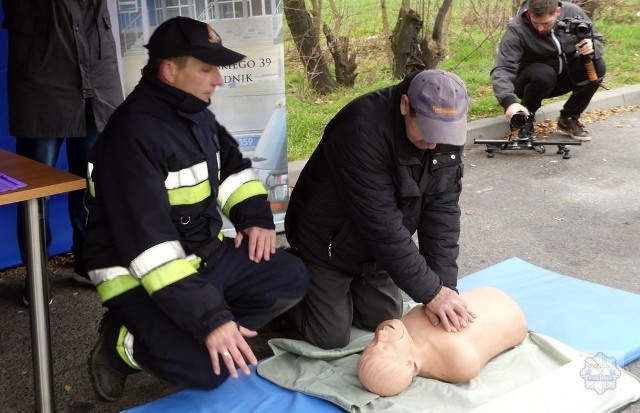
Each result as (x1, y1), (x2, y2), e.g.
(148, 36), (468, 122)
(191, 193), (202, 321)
(514, 57), (606, 118)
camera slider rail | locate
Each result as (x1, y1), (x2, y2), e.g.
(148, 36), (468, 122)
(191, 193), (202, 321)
(474, 135), (581, 159)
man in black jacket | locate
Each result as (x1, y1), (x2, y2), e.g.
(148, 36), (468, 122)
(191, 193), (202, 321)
(491, 0), (606, 141)
(285, 69), (476, 350)
(2, 0), (124, 297)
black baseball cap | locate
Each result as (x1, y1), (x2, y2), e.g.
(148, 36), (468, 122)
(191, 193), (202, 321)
(145, 16), (245, 66)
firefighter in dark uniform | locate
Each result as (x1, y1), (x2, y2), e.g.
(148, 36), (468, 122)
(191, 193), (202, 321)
(285, 70), (476, 350)
(84, 17), (309, 402)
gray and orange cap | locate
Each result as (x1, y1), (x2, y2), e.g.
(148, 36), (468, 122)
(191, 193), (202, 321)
(407, 70), (470, 146)
(145, 16), (245, 66)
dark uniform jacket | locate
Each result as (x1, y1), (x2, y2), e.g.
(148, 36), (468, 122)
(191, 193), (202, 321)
(84, 75), (273, 343)
(2, 0), (123, 137)
(285, 74), (463, 305)
(491, 1), (604, 109)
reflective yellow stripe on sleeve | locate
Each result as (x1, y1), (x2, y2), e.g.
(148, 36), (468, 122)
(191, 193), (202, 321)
(221, 180), (268, 216)
(140, 258), (198, 295)
(129, 241), (185, 279)
(97, 274), (141, 303)
(218, 169), (267, 216)
(89, 253), (206, 303)
(131, 241), (197, 294)
(218, 169), (259, 208)
(89, 266), (141, 303)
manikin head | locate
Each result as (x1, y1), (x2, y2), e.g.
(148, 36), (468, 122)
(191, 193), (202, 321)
(357, 319), (417, 396)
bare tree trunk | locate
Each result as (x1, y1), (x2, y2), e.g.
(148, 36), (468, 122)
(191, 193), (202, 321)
(284, 0), (337, 94)
(380, 0), (394, 68)
(323, 0), (356, 86)
(326, 0), (342, 36)
(390, 0), (453, 77)
(323, 22), (357, 86)
(418, 0), (452, 69)
(402, 0), (411, 9)
(311, 0), (322, 40)
(390, 7), (422, 78)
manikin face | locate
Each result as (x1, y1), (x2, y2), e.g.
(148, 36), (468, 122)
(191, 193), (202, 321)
(363, 319), (416, 368)
(400, 94), (437, 150)
(530, 8), (561, 36)
(358, 319), (418, 396)
(164, 56), (224, 102)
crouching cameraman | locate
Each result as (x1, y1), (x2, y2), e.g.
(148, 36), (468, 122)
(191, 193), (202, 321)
(491, 0), (606, 141)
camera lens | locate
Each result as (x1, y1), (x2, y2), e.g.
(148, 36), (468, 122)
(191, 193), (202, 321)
(576, 23), (590, 37)
(510, 112), (527, 130)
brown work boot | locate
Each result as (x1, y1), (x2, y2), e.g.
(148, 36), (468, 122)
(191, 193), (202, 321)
(557, 116), (592, 141)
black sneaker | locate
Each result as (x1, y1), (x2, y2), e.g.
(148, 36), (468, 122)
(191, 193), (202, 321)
(89, 314), (129, 402)
(22, 278), (53, 307)
(557, 116), (592, 141)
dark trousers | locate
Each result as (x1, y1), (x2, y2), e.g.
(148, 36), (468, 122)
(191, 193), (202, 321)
(287, 261), (403, 350)
(16, 99), (98, 275)
(105, 241), (309, 389)
(514, 57), (606, 118)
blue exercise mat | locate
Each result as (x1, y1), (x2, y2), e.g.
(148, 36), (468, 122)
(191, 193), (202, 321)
(123, 364), (342, 413)
(457, 257), (640, 367)
(125, 257), (640, 412)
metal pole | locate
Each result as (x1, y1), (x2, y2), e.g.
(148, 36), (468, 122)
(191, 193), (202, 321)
(24, 199), (55, 412)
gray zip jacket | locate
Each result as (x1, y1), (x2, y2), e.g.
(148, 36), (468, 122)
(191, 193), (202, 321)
(491, 1), (604, 109)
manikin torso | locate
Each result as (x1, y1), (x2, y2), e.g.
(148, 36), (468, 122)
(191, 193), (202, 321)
(402, 287), (528, 382)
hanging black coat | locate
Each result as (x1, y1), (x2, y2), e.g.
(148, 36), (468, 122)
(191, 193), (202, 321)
(2, 0), (123, 137)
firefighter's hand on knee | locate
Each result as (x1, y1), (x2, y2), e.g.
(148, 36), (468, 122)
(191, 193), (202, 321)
(425, 287), (477, 333)
(206, 321), (258, 378)
(234, 226), (276, 263)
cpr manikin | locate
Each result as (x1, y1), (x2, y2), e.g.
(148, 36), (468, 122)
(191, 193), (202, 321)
(357, 287), (527, 396)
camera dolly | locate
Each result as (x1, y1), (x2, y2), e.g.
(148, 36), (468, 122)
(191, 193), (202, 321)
(473, 112), (581, 159)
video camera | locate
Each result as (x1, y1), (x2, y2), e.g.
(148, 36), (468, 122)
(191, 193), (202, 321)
(556, 17), (593, 39)
(556, 16), (598, 82)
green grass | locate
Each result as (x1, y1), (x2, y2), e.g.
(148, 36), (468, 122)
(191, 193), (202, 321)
(284, 1), (640, 161)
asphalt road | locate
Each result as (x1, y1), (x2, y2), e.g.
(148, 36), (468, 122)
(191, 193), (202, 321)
(0, 103), (639, 412)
